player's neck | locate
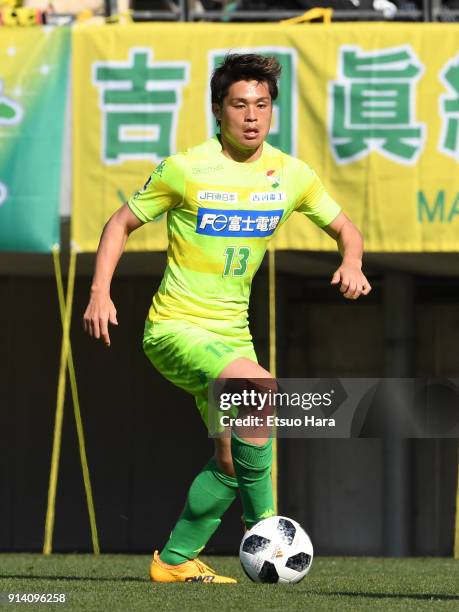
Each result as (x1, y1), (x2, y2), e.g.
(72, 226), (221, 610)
(218, 134), (263, 163)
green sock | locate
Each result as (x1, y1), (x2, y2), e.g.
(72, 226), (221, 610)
(231, 432), (275, 529)
(160, 457), (238, 565)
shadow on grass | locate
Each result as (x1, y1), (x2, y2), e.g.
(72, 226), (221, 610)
(329, 592), (459, 602)
(0, 575), (147, 583)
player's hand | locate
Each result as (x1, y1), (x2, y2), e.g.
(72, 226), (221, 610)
(83, 290), (118, 347)
(331, 261), (372, 300)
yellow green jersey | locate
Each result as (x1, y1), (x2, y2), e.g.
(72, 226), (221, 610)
(128, 137), (340, 337)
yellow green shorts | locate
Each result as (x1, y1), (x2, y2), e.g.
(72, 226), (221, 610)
(142, 319), (258, 429)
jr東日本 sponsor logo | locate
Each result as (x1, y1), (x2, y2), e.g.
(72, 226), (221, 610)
(198, 190), (238, 203)
(196, 208), (283, 237)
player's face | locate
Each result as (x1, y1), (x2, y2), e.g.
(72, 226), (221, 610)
(213, 80), (272, 160)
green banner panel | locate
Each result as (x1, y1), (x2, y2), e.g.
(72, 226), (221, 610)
(0, 26), (70, 253)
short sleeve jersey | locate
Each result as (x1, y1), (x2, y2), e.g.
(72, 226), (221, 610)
(128, 137), (340, 337)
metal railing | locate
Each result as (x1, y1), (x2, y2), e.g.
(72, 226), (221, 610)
(105, 0), (458, 22)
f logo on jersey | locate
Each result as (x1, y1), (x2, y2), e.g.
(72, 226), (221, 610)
(197, 208), (283, 237)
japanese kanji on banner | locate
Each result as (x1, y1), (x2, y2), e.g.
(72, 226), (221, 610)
(0, 27), (70, 253)
(71, 23), (459, 253)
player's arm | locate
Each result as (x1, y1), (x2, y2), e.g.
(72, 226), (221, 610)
(322, 211), (372, 300)
(83, 204), (143, 347)
(84, 154), (184, 346)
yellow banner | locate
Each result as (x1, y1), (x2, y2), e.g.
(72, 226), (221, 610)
(71, 23), (459, 253)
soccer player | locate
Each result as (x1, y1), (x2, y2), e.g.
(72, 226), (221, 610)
(83, 53), (371, 583)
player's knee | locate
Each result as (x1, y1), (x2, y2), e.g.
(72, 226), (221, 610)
(219, 376), (278, 415)
(218, 357), (273, 380)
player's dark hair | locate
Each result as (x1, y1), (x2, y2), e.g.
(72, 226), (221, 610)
(211, 53), (281, 107)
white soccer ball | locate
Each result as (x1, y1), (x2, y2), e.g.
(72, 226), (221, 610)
(239, 515), (313, 584)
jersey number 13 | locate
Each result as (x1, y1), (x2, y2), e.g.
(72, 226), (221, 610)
(223, 246), (250, 277)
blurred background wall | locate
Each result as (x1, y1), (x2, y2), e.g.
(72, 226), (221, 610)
(1, 246), (457, 555)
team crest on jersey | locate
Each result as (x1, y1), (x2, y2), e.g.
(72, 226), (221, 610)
(266, 169), (280, 188)
(197, 208), (283, 237)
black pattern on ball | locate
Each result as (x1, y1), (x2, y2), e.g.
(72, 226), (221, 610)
(258, 560), (279, 583)
(277, 518), (296, 545)
(286, 552), (312, 572)
(242, 534), (271, 555)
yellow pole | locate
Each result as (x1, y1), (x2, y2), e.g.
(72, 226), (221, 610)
(52, 249), (100, 555)
(268, 245), (278, 513)
(280, 7), (333, 24)
(454, 443), (459, 559)
(44, 247), (76, 554)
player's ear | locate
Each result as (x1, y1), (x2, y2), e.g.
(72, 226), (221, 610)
(212, 103), (222, 122)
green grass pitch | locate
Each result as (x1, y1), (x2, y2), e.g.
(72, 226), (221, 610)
(0, 554), (458, 611)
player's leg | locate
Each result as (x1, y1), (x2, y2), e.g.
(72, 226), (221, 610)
(157, 439), (238, 566)
(154, 351), (276, 575)
(144, 320), (249, 581)
(218, 358), (276, 529)
(151, 438), (239, 582)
